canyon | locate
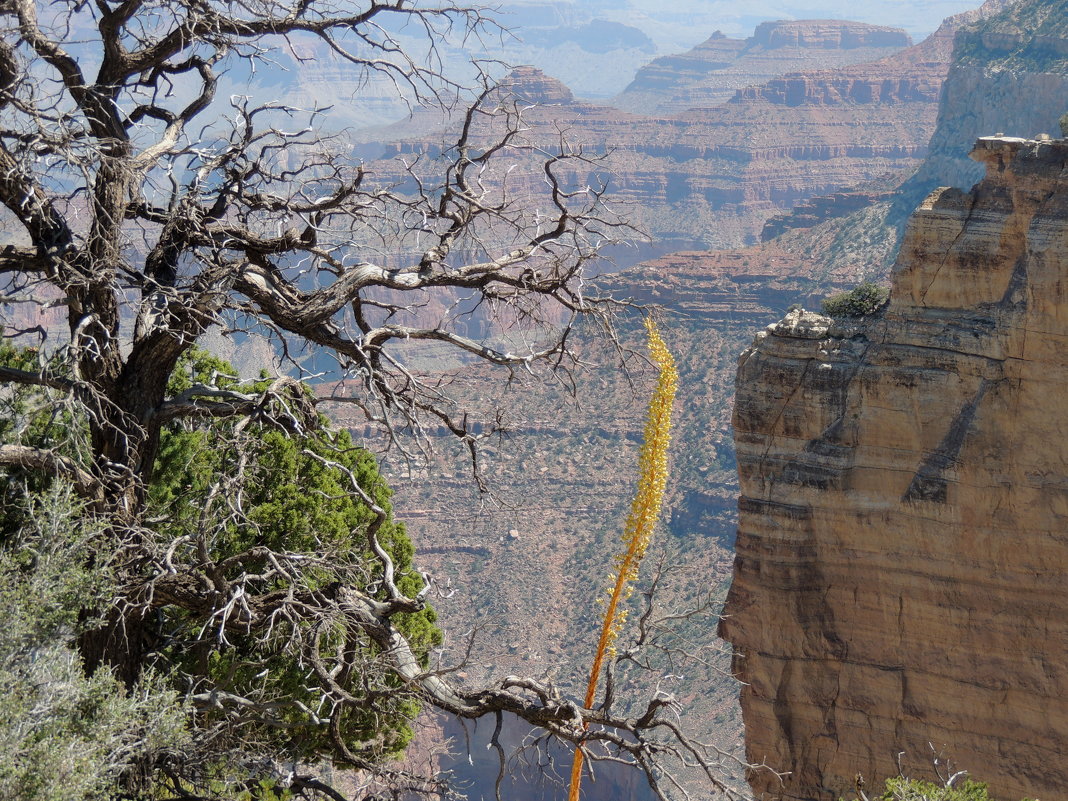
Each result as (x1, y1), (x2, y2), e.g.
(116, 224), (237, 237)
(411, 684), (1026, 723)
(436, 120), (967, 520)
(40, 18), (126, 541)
(611, 20), (911, 115)
(352, 14), (974, 254)
(8, 0), (1068, 797)
(140, 0), (1068, 797)
(7, 0), (1064, 797)
(339, 1), (1068, 797)
(254, 1), (982, 108)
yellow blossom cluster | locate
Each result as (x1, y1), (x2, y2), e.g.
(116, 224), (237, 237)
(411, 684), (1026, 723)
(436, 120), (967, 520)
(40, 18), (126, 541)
(568, 317), (679, 801)
(601, 317), (677, 657)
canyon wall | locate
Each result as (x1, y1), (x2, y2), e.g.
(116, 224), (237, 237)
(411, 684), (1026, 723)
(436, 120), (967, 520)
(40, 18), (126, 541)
(363, 56), (944, 252)
(720, 135), (1068, 800)
(355, 5), (1016, 253)
(718, 0), (1017, 244)
(898, 0), (1068, 209)
(612, 20), (911, 115)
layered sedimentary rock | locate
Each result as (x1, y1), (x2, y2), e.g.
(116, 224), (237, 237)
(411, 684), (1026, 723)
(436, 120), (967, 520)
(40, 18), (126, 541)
(727, 0), (1017, 241)
(360, 0), (1021, 254)
(721, 135), (1068, 800)
(612, 20), (911, 115)
(360, 59), (942, 251)
(494, 64), (575, 104)
(734, 70), (941, 105)
(737, 0), (1015, 111)
(760, 188), (898, 240)
(898, 0), (1068, 209)
(753, 20), (908, 50)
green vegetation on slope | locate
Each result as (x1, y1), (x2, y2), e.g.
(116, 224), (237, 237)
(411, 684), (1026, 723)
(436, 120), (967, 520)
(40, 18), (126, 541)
(955, 0), (1068, 73)
(847, 776), (1036, 801)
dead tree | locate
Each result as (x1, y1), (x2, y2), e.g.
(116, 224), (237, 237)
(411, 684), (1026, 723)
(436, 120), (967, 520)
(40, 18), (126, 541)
(0, 0), (742, 797)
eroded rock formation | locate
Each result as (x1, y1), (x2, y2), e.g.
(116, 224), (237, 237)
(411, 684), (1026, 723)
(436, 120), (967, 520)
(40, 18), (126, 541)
(380, 2), (1016, 252)
(612, 21), (911, 115)
(721, 135), (1068, 800)
(898, 0), (1068, 209)
(360, 61), (945, 251)
(760, 189), (898, 240)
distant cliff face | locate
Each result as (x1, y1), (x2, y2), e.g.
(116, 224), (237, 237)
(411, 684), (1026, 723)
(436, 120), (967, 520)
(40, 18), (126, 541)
(365, 62), (943, 252)
(751, 20), (910, 50)
(725, 5), (990, 110)
(740, 0), (1016, 242)
(612, 20), (911, 115)
(900, 0), (1068, 206)
(721, 135), (1068, 800)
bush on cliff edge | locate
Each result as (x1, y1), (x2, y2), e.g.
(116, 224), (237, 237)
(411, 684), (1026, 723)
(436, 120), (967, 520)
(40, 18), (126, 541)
(822, 281), (890, 318)
(847, 776), (1036, 801)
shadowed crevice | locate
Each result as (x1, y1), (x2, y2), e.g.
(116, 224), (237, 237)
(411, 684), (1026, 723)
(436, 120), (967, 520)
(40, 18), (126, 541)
(902, 378), (990, 503)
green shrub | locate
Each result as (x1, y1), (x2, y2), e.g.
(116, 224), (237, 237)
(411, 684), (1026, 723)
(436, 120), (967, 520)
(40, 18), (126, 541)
(0, 491), (190, 801)
(822, 281), (889, 318)
(1060, 111), (1068, 138)
(876, 777), (991, 800)
(845, 776), (1036, 801)
(146, 350), (442, 767)
(0, 346), (441, 793)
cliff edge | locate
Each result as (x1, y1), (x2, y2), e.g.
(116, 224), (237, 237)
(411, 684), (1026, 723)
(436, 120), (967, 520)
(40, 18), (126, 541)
(720, 135), (1068, 800)
(897, 0), (1068, 211)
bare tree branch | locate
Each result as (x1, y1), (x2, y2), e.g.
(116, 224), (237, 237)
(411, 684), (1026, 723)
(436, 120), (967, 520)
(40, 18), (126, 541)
(0, 443), (100, 498)
(0, 0), (735, 797)
(0, 363), (71, 391)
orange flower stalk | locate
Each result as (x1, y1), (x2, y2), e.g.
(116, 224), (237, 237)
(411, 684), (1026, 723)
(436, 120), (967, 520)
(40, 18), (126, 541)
(567, 317), (679, 801)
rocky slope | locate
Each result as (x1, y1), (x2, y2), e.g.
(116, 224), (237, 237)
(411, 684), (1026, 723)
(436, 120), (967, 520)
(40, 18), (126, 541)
(759, 187), (898, 241)
(896, 0), (1068, 211)
(612, 21), (910, 115)
(721, 135), (1068, 800)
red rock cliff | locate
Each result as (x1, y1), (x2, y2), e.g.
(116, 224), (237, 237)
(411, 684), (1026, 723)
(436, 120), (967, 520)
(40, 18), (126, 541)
(721, 135), (1068, 800)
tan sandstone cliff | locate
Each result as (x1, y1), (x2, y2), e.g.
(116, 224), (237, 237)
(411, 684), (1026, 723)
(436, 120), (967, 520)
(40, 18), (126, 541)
(720, 135), (1068, 800)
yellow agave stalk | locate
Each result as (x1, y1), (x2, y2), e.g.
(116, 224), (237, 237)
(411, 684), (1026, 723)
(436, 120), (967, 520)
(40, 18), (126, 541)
(568, 317), (679, 801)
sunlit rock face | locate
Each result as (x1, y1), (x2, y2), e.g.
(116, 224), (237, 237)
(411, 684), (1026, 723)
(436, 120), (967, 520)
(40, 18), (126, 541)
(721, 136), (1068, 801)
(898, 0), (1068, 208)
